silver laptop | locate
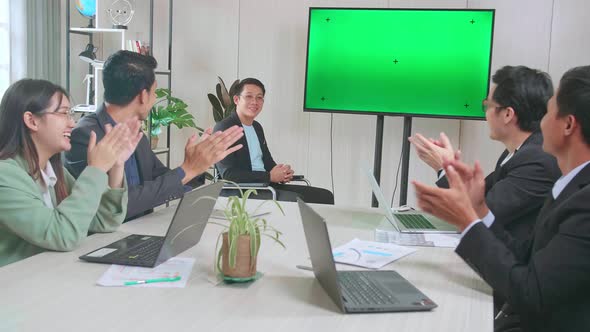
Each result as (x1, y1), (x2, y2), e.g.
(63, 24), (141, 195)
(79, 182), (223, 267)
(364, 168), (458, 234)
(297, 199), (437, 313)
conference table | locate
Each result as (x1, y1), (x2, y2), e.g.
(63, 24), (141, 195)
(0, 199), (492, 332)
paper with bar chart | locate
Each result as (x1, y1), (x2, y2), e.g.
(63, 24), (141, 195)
(332, 238), (416, 269)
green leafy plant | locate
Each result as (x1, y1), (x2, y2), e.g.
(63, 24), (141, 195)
(149, 88), (203, 137)
(207, 77), (240, 122)
(210, 184), (285, 274)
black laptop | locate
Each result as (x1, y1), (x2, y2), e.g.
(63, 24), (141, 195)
(79, 182), (223, 268)
(297, 199), (437, 313)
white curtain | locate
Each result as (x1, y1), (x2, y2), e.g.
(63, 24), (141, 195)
(25, 0), (62, 84)
(0, 0), (10, 98)
(0, 0), (62, 101)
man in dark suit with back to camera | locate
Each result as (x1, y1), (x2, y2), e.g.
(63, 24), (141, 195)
(214, 78), (334, 204)
(413, 66), (590, 331)
(66, 51), (244, 220)
(410, 66), (561, 244)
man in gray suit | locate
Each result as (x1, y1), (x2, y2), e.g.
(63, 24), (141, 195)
(66, 51), (243, 220)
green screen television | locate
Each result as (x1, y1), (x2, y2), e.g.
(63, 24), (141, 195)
(304, 8), (495, 119)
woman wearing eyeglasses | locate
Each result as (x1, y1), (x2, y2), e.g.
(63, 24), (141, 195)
(0, 79), (142, 267)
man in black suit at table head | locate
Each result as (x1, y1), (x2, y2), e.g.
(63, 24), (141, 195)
(214, 78), (334, 204)
(413, 65), (590, 331)
(65, 51), (244, 220)
(410, 66), (560, 243)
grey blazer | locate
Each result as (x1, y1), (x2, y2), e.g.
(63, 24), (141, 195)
(65, 104), (203, 220)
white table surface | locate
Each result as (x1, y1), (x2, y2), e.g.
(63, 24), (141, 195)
(0, 199), (492, 332)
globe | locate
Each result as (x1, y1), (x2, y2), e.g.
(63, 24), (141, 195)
(75, 0), (96, 19)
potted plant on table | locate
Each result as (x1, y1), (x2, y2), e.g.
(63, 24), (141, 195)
(210, 186), (285, 280)
(149, 88), (203, 148)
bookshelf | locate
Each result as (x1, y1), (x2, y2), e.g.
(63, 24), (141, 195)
(65, 0), (175, 168)
(148, 0), (174, 169)
(65, 1), (126, 113)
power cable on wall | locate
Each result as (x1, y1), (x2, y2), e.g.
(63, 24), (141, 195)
(546, 0), (556, 71)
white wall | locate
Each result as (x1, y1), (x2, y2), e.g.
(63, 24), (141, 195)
(459, 0), (554, 170)
(0, 0), (9, 96)
(68, 0), (590, 208)
(166, 0), (590, 208)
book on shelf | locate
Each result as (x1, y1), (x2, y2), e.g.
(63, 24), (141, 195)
(126, 40), (151, 56)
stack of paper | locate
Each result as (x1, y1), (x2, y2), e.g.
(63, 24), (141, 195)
(332, 238), (417, 269)
(97, 257), (195, 287)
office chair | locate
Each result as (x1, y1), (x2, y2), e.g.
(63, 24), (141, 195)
(213, 166), (311, 201)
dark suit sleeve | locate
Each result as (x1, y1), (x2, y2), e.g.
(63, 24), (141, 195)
(488, 220), (535, 262)
(66, 125), (191, 219)
(125, 169), (185, 218)
(148, 143), (204, 188)
(213, 120), (271, 183)
(437, 150), (504, 189)
(436, 170), (496, 191)
(435, 173), (449, 188)
(484, 149), (558, 227)
(124, 137), (188, 219)
(456, 205), (590, 317)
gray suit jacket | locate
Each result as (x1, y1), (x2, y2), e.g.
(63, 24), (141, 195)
(65, 104), (203, 220)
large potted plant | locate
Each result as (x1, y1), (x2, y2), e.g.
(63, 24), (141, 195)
(207, 77), (240, 123)
(211, 186), (285, 280)
(149, 88), (203, 148)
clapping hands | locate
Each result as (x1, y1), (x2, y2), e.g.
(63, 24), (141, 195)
(180, 126), (244, 182)
(409, 132), (458, 171)
(86, 119), (143, 173)
(412, 158), (488, 231)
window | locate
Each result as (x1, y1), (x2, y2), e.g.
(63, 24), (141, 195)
(0, 0), (9, 98)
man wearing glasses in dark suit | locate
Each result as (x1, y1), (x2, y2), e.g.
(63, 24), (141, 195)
(413, 66), (590, 332)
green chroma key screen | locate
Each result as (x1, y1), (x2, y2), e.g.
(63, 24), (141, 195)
(304, 8), (495, 119)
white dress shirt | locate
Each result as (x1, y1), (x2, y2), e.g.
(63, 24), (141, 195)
(38, 162), (57, 208)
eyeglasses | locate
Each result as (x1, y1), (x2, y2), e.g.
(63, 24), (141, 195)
(482, 99), (507, 113)
(40, 108), (76, 120)
(239, 94), (265, 103)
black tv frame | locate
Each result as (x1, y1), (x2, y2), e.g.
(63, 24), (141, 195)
(303, 7), (496, 121)
(303, 7), (496, 207)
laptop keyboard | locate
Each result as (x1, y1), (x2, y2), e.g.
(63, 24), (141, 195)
(110, 237), (165, 266)
(338, 271), (399, 305)
(395, 214), (436, 230)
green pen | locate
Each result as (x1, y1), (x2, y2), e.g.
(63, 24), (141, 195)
(124, 276), (181, 286)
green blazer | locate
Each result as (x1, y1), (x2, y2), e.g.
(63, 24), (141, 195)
(0, 155), (128, 267)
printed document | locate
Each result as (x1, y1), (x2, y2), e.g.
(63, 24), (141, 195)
(332, 238), (416, 269)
